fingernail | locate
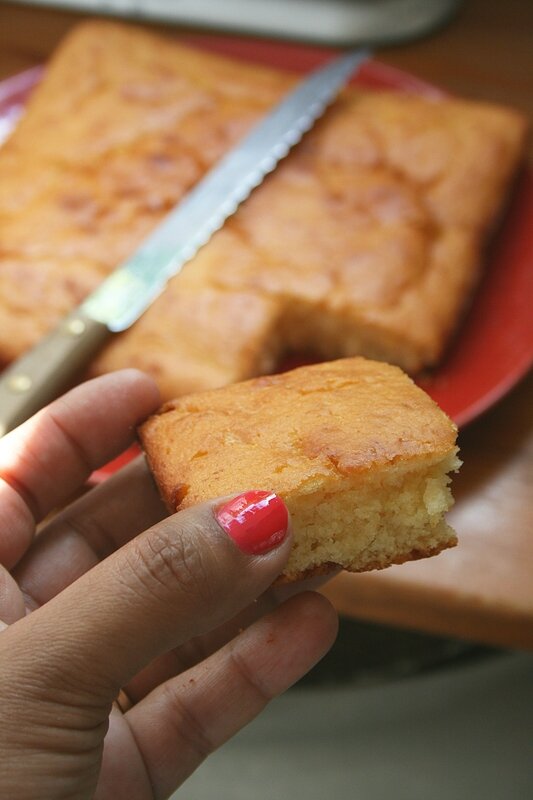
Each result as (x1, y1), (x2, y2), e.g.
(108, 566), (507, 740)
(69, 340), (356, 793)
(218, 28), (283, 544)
(215, 491), (289, 555)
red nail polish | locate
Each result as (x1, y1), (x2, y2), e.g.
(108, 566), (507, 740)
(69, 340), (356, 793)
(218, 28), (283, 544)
(216, 491), (289, 555)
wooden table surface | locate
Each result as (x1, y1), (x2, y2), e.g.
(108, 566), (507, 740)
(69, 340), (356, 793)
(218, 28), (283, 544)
(0, 0), (531, 651)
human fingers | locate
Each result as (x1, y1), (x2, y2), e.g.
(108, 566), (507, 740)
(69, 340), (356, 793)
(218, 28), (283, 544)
(122, 592), (338, 799)
(123, 569), (340, 704)
(0, 370), (159, 569)
(14, 452), (337, 702)
(14, 457), (167, 611)
(0, 567), (25, 625)
(2, 492), (293, 713)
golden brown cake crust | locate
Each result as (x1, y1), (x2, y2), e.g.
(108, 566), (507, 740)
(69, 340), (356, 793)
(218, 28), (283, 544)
(0, 22), (527, 392)
(139, 358), (459, 579)
(139, 357), (457, 508)
(275, 542), (447, 584)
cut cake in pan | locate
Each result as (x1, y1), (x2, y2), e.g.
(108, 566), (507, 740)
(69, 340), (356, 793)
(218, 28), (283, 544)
(0, 22), (527, 398)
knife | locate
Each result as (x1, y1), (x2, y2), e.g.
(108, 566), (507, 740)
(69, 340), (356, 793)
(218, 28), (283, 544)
(0, 48), (369, 437)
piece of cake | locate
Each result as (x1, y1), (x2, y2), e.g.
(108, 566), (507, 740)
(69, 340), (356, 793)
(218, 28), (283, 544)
(0, 22), (527, 397)
(139, 358), (460, 581)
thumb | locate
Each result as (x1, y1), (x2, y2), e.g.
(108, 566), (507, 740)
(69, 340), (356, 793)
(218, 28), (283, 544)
(3, 491), (291, 706)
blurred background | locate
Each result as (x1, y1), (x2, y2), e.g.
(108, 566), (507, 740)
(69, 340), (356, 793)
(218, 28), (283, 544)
(6, 0), (463, 45)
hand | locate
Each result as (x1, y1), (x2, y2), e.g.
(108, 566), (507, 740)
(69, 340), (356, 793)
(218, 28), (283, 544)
(0, 370), (337, 800)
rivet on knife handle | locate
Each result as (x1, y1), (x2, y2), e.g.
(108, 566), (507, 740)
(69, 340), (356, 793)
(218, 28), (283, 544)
(0, 313), (110, 436)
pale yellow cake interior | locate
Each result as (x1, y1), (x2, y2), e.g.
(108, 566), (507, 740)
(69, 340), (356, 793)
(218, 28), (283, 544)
(279, 452), (460, 580)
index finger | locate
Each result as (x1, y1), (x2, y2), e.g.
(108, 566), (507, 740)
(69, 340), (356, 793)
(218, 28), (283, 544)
(0, 370), (160, 565)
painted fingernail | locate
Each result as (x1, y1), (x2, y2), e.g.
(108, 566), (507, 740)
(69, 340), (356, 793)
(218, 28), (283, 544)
(215, 490), (289, 555)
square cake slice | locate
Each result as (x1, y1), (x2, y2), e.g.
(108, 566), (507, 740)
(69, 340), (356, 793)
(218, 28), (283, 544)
(139, 358), (460, 581)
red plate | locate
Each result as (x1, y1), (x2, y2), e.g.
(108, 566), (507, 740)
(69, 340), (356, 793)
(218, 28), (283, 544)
(1, 37), (532, 483)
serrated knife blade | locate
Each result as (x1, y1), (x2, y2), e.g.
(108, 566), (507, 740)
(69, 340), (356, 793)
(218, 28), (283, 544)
(0, 47), (369, 436)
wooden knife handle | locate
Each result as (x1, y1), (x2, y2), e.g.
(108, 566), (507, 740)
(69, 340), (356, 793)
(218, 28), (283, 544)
(0, 312), (111, 437)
